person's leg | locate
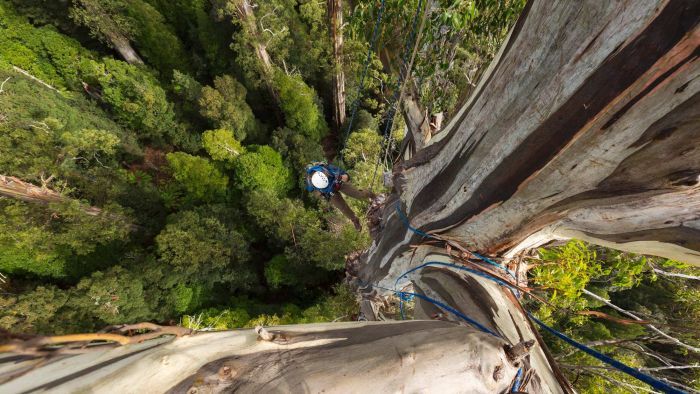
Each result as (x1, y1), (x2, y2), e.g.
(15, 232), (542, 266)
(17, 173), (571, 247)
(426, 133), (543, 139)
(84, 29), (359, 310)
(338, 182), (374, 200)
(329, 193), (361, 230)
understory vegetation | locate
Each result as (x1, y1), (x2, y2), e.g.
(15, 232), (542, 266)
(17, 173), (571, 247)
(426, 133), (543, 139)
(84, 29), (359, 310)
(528, 241), (700, 392)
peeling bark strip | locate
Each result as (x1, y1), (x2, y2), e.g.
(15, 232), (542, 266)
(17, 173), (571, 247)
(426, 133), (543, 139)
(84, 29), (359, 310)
(413, 0), (699, 229)
(364, 0), (700, 273)
(1, 322), (523, 394)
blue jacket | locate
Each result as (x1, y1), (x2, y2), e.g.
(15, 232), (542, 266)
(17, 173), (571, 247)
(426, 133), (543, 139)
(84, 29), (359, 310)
(305, 163), (346, 196)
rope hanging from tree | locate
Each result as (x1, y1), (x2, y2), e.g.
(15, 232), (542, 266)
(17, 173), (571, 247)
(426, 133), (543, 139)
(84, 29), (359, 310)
(369, 0), (425, 191)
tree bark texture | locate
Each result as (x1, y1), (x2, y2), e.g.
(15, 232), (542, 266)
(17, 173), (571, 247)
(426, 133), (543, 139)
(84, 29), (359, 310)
(0, 321), (528, 393)
(363, 0), (700, 281)
(328, 0), (346, 133)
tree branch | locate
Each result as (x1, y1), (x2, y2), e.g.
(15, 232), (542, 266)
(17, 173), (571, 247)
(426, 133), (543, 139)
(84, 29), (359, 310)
(11, 67), (58, 92)
(582, 289), (700, 354)
(652, 268), (700, 281)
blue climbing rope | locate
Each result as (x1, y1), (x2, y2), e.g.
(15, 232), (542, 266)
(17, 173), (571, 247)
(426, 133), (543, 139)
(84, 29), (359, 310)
(389, 203), (683, 392)
(339, 0), (387, 162)
(394, 260), (518, 319)
(374, 284), (500, 338)
(394, 201), (436, 239)
(528, 313), (683, 394)
(512, 368), (523, 392)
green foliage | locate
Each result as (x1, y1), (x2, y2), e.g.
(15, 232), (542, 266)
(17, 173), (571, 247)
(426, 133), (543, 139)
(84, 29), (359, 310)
(273, 71), (328, 141)
(155, 209), (251, 286)
(72, 266), (151, 325)
(342, 128), (382, 166)
(264, 254), (290, 289)
(232, 145), (293, 196)
(245, 190), (371, 271)
(198, 75), (260, 142)
(271, 127), (325, 178)
(61, 128), (121, 158)
(0, 1), (94, 90)
(202, 128), (245, 165)
(171, 69), (202, 103)
(80, 58), (177, 141)
(0, 285), (69, 334)
(182, 283), (359, 330)
(122, 0), (190, 75)
(534, 240), (601, 311)
(0, 200), (131, 279)
(165, 152), (228, 203)
(530, 241), (700, 392)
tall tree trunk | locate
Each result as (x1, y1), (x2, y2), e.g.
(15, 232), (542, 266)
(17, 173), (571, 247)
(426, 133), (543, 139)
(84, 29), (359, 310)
(108, 32), (145, 65)
(364, 0), (700, 274)
(74, 0), (144, 65)
(2, 1), (698, 392)
(360, 0), (698, 391)
(328, 0), (346, 133)
(236, 0), (283, 123)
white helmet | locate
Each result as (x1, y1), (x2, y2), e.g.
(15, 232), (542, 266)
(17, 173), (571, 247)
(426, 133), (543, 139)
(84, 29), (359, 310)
(311, 171), (329, 189)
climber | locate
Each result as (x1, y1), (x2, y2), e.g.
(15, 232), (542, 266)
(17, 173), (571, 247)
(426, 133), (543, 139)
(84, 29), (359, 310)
(305, 162), (375, 231)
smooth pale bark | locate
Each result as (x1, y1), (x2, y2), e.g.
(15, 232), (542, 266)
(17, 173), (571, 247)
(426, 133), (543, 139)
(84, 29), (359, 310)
(0, 321), (527, 393)
(328, 0), (346, 133)
(357, 1), (698, 392)
(400, 82), (431, 151)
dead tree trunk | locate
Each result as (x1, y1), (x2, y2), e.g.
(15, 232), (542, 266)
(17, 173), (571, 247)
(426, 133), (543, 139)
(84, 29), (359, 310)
(235, 0), (283, 123)
(73, 0), (144, 65)
(328, 0), (346, 133)
(0, 174), (101, 216)
(2, 1), (697, 392)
